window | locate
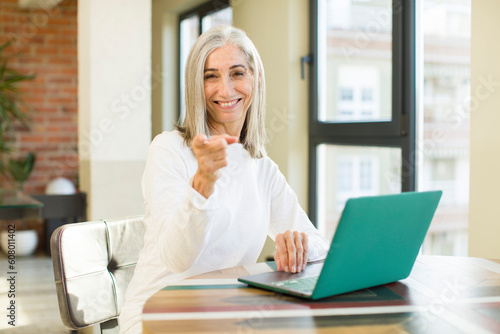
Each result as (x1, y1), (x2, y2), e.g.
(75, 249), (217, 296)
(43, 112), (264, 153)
(178, 1), (232, 123)
(336, 68), (380, 121)
(309, 0), (471, 256)
(317, 144), (400, 240)
(419, 0), (471, 256)
(309, 0), (412, 238)
(362, 88), (373, 102)
(340, 88), (354, 101)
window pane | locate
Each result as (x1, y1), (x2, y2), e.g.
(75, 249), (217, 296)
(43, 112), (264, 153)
(419, 0), (470, 256)
(317, 145), (401, 240)
(179, 15), (200, 123)
(318, 0), (392, 122)
(202, 7), (233, 32)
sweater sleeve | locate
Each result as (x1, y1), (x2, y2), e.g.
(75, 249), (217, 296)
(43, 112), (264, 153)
(267, 162), (330, 262)
(142, 135), (222, 273)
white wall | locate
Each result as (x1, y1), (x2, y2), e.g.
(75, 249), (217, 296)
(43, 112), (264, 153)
(232, 0), (310, 260)
(232, 0), (310, 209)
(468, 0), (500, 258)
(78, 0), (152, 220)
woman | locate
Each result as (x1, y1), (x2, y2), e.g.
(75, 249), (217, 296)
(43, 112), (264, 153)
(119, 25), (329, 334)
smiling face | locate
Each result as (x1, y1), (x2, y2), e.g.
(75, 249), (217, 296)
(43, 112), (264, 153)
(204, 44), (253, 137)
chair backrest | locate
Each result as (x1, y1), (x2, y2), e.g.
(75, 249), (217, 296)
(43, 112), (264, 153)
(50, 215), (145, 333)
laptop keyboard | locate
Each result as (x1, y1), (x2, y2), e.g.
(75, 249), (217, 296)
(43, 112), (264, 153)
(271, 275), (319, 293)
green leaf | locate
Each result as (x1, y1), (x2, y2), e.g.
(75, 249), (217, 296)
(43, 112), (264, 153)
(7, 152), (36, 183)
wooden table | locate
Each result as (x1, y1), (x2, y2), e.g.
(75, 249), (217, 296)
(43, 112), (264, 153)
(143, 256), (500, 333)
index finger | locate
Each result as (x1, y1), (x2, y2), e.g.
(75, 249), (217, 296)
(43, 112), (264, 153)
(209, 134), (239, 145)
(192, 134), (208, 148)
(275, 233), (289, 272)
(284, 231), (297, 273)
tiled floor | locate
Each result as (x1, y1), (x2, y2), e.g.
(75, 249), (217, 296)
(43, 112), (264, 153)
(0, 251), (69, 334)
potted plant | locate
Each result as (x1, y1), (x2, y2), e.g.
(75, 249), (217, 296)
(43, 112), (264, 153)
(0, 40), (35, 183)
(0, 40), (39, 256)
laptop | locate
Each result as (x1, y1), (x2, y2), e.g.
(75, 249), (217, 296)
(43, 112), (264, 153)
(238, 191), (442, 300)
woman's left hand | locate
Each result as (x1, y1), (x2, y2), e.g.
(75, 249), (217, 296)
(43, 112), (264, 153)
(274, 231), (308, 273)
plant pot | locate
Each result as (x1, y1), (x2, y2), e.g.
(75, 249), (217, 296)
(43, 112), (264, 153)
(1, 229), (39, 256)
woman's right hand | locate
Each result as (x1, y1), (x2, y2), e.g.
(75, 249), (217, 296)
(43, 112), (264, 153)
(191, 133), (238, 198)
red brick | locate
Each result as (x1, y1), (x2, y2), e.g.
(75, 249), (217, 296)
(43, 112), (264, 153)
(15, 54), (44, 63)
(60, 67), (77, 75)
(32, 115), (46, 123)
(29, 35), (44, 44)
(32, 76), (46, 84)
(60, 47), (76, 55)
(27, 69), (56, 79)
(35, 106), (58, 113)
(47, 76), (72, 84)
(34, 163), (56, 173)
(47, 57), (73, 65)
(24, 96), (45, 104)
(26, 144), (57, 153)
(47, 115), (72, 123)
(32, 86), (59, 94)
(0, 6), (26, 14)
(47, 135), (72, 143)
(47, 18), (72, 25)
(3, 25), (21, 33)
(25, 174), (47, 183)
(61, 125), (78, 133)
(62, 87), (77, 94)
(62, 107), (77, 113)
(48, 97), (74, 104)
(0, 15), (16, 23)
(60, 28), (77, 36)
(36, 27), (59, 35)
(17, 16), (29, 24)
(19, 135), (45, 143)
(46, 37), (74, 45)
(46, 126), (60, 132)
(36, 45), (59, 54)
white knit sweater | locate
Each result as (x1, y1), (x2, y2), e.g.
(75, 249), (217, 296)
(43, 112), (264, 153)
(118, 130), (329, 333)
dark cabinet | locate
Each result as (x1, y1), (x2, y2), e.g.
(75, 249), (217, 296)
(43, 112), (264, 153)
(31, 193), (87, 254)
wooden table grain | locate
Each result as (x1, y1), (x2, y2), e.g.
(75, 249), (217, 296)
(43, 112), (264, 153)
(143, 256), (500, 334)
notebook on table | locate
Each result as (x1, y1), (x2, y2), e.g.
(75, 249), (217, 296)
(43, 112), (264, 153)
(238, 191), (442, 300)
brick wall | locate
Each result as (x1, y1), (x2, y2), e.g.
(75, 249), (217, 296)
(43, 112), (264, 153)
(0, 0), (78, 194)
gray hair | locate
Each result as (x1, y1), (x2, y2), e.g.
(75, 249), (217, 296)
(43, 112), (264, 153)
(177, 25), (266, 159)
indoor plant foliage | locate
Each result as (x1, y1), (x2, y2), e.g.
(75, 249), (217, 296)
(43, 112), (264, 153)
(0, 40), (36, 187)
(0, 40), (39, 256)
(8, 152), (36, 191)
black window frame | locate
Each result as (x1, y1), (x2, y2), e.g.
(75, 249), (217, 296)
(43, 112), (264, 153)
(308, 0), (416, 225)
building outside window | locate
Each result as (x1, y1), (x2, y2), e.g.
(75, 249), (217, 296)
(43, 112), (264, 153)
(310, 0), (470, 256)
(419, 0), (470, 256)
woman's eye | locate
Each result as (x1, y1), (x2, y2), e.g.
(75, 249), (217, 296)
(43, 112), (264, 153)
(204, 74), (216, 80)
(233, 71), (245, 77)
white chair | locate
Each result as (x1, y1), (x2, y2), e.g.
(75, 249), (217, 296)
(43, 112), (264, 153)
(50, 216), (145, 333)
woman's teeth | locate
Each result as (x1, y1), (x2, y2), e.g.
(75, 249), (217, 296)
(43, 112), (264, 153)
(218, 100), (238, 107)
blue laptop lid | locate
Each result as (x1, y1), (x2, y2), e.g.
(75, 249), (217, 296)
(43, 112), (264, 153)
(312, 190), (442, 299)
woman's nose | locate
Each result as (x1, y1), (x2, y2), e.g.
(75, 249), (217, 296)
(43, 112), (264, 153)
(218, 75), (235, 98)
